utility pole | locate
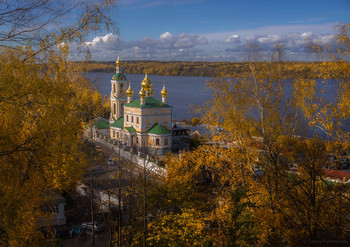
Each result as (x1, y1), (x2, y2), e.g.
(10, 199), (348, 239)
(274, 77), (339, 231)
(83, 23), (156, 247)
(143, 153), (147, 247)
(89, 123), (95, 247)
(128, 159), (133, 246)
(118, 150), (122, 247)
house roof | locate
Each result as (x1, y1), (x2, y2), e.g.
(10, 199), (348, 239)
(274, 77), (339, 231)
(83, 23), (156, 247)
(110, 116), (124, 129)
(148, 123), (171, 135)
(124, 97), (172, 109)
(125, 126), (137, 133)
(323, 169), (350, 181)
(93, 120), (110, 129)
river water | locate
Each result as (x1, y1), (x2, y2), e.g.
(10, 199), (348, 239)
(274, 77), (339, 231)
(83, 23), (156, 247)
(86, 73), (212, 120)
(86, 72), (349, 137)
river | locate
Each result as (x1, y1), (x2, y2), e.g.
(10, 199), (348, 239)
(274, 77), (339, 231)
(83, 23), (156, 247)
(86, 73), (212, 120)
(86, 72), (349, 137)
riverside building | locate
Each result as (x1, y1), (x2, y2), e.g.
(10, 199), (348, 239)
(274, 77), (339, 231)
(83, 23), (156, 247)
(108, 57), (173, 155)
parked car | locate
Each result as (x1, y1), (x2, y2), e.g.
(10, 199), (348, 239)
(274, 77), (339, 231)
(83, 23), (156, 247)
(71, 225), (86, 236)
(107, 157), (114, 166)
(81, 222), (105, 232)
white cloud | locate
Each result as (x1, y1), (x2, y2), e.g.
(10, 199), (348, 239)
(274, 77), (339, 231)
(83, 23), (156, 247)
(85, 33), (116, 47)
(224, 34), (241, 44)
(160, 31), (173, 40)
(257, 34), (281, 44)
(83, 23), (338, 61)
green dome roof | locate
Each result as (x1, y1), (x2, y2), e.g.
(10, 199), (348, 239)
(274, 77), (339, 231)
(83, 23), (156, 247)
(112, 73), (127, 81)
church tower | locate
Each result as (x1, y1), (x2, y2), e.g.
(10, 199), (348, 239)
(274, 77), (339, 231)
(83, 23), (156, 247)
(110, 57), (127, 120)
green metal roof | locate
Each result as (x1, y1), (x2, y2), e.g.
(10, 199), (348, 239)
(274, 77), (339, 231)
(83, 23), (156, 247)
(110, 116), (124, 129)
(93, 120), (110, 129)
(125, 126), (137, 133)
(147, 123), (171, 135)
(124, 97), (172, 109)
(112, 73), (127, 81)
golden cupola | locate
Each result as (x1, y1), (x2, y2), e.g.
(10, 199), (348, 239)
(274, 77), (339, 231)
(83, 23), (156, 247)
(141, 73), (153, 90)
(139, 86), (146, 98)
(116, 56), (121, 67)
(161, 82), (168, 98)
(126, 81), (134, 97)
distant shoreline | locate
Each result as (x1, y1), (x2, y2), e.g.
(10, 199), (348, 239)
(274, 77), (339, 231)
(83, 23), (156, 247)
(78, 61), (325, 78)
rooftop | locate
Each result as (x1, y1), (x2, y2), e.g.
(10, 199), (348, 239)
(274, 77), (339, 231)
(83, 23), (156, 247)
(93, 120), (110, 129)
(148, 123), (171, 135)
(112, 73), (127, 81)
(110, 116), (124, 129)
(124, 97), (172, 109)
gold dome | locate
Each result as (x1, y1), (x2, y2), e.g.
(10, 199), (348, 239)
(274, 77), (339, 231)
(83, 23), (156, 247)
(141, 73), (152, 90)
(161, 82), (168, 97)
(116, 56), (121, 67)
(149, 88), (154, 96)
(126, 81), (134, 97)
(139, 86), (146, 98)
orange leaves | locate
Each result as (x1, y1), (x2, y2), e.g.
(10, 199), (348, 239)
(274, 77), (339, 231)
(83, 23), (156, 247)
(147, 208), (208, 247)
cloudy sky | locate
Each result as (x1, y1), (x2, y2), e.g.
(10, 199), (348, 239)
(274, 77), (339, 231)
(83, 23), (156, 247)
(85, 0), (350, 61)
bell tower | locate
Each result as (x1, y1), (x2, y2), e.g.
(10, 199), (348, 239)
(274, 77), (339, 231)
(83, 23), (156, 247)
(110, 57), (127, 120)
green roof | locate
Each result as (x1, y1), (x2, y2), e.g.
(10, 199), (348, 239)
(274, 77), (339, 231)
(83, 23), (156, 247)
(125, 126), (137, 133)
(110, 116), (124, 129)
(124, 97), (172, 109)
(93, 120), (110, 129)
(112, 73), (127, 81)
(148, 123), (171, 135)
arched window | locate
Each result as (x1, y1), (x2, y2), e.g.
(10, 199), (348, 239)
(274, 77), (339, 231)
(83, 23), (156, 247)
(131, 116), (134, 123)
(113, 131), (115, 138)
(121, 103), (124, 115)
(136, 117), (139, 124)
(126, 115), (129, 122)
(113, 83), (116, 93)
(113, 103), (116, 114)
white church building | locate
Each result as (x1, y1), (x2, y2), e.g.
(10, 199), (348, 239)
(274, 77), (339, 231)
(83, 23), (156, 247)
(107, 57), (173, 155)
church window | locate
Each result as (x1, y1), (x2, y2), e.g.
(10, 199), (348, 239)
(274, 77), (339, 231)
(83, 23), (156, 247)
(136, 117), (139, 124)
(126, 115), (129, 122)
(113, 103), (116, 114)
(117, 132), (119, 138)
(113, 131), (115, 138)
(131, 116), (134, 123)
(121, 103), (124, 115)
(136, 137), (139, 144)
(113, 84), (116, 93)
(156, 138), (160, 145)
(165, 138), (168, 145)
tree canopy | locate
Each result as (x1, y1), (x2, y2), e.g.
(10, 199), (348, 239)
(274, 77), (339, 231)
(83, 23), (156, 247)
(0, 0), (115, 245)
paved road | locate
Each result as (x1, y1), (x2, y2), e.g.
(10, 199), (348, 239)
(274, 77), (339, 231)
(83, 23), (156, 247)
(61, 230), (109, 247)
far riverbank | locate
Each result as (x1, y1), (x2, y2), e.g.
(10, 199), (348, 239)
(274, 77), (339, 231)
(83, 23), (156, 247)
(80, 61), (323, 78)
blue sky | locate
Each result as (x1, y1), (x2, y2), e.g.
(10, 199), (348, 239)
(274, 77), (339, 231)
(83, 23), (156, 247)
(85, 0), (350, 61)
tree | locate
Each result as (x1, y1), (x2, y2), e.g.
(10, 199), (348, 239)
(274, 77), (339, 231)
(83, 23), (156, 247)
(0, 0), (116, 245)
(147, 208), (208, 247)
(198, 31), (350, 245)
